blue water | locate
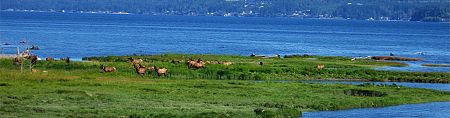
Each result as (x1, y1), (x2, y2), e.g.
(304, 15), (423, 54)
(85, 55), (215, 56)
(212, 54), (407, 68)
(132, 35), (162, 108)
(0, 11), (449, 117)
(301, 81), (450, 118)
(302, 80), (450, 92)
(1, 11), (450, 72)
(303, 102), (450, 118)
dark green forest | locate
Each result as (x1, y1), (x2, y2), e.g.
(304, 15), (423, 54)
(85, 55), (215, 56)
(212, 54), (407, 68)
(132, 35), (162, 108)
(1, 0), (449, 21)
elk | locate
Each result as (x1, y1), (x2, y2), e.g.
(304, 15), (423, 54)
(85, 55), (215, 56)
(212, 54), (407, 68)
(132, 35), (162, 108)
(128, 57), (143, 65)
(147, 66), (156, 75)
(46, 57), (54, 61)
(21, 51), (30, 58)
(31, 68), (39, 73)
(147, 66), (156, 72)
(156, 67), (168, 77)
(317, 64), (325, 70)
(13, 56), (21, 65)
(222, 61), (233, 66)
(101, 65), (116, 73)
(133, 64), (146, 75)
(26, 55), (38, 65)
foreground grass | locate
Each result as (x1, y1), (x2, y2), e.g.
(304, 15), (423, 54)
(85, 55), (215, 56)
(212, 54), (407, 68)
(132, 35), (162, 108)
(1, 54), (450, 117)
(1, 77), (449, 117)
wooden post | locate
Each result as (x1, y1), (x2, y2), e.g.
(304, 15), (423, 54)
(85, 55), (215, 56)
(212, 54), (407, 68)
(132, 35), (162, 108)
(28, 49), (32, 73)
(17, 47), (23, 73)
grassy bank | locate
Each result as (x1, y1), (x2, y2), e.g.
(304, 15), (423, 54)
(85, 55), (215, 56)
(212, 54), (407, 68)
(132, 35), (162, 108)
(1, 77), (449, 117)
(1, 54), (450, 117)
(79, 54), (448, 83)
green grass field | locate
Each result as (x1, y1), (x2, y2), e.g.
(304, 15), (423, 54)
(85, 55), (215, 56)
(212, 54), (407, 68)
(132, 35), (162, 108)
(1, 54), (449, 117)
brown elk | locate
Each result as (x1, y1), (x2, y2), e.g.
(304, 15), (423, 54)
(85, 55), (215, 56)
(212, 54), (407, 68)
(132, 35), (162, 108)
(146, 66), (156, 75)
(128, 57), (143, 65)
(147, 66), (156, 72)
(189, 59), (205, 69)
(133, 64), (146, 75)
(317, 64), (325, 70)
(186, 58), (207, 69)
(156, 67), (168, 77)
(13, 56), (21, 65)
(101, 65), (116, 73)
(187, 58), (196, 68)
(46, 57), (54, 61)
(21, 51), (30, 58)
(31, 68), (39, 73)
(26, 55), (38, 65)
(222, 61), (233, 66)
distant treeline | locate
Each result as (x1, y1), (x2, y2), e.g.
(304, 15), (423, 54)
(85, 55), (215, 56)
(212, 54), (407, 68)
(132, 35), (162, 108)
(1, 0), (449, 22)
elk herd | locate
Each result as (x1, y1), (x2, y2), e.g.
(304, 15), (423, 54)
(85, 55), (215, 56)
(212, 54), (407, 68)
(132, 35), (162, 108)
(11, 52), (328, 77)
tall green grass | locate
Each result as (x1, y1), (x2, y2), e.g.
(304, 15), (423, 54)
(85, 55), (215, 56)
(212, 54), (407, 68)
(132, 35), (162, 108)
(1, 54), (450, 117)
(78, 54), (449, 83)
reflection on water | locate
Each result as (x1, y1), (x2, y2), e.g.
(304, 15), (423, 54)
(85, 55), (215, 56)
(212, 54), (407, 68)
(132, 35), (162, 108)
(302, 102), (450, 118)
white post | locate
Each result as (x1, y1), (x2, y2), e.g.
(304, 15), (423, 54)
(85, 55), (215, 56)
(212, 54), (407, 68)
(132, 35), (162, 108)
(29, 49), (32, 73)
(17, 47), (23, 73)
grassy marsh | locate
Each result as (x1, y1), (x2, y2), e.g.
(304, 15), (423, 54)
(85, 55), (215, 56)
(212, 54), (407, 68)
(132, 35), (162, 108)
(1, 54), (449, 117)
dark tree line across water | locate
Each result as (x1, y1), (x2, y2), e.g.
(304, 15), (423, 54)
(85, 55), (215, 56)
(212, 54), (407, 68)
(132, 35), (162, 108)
(1, 0), (449, 22)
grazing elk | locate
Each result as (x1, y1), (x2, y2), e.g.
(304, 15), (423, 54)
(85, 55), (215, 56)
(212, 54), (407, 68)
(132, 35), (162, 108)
(222, 61), (233, 66)
(101, 65), (116, 73)
(13, 56), (21, 65)
(147, 66), (156, 75)
(133, 64), (146, 75)
(128, 57), (143, 65)
(46, 57), (54, 61)
(156, 67), (168, 77)
(317, 64), (325, 70)
(21, 51), (30, 58)
(26, 55), (38, 65)
(31, 68), (39, 73)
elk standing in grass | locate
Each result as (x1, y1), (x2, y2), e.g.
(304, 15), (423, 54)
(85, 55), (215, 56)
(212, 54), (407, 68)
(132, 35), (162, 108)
(31, 68), (39, 73)
(26, 55), (38, 65)
(147, 66), (156, 75)
(222, 61), (233, 66)
(128, 57), (143, 65)
(156, 67), (168, 77)
(13, 56), (21, 65)
(317, 64), (325, 70)
(187, 58), (204, 69)
(188, 58), (206, 69)
(46, 57), (54, 61)
(101, 65), (116, 73)
(134, 64), (146, 75)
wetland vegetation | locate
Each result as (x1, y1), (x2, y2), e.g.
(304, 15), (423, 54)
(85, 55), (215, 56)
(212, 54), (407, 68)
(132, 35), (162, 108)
(1, 54), (449, 117)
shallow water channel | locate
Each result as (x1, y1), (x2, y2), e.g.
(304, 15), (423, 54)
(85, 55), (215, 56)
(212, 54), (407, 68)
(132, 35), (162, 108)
(301, 81), (450, 118)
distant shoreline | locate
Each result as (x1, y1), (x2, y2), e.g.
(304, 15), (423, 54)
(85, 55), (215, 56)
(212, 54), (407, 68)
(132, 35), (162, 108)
(2, 10), (448, 23)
